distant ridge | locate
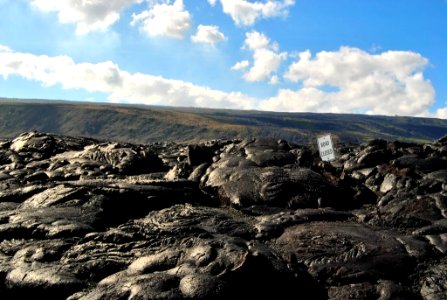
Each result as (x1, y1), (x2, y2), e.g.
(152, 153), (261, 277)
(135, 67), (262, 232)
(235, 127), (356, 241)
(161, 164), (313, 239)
(1, 97), (447, 144)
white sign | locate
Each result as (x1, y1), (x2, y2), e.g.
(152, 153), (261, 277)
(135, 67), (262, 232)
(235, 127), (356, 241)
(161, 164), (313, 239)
(317, 134), (335, 161)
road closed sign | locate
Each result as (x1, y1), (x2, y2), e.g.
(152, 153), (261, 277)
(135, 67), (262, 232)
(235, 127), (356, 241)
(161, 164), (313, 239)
(317, 134), (335, 161)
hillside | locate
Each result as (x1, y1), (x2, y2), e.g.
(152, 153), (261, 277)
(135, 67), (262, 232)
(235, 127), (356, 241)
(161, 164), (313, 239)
(1, 98), (447, 144)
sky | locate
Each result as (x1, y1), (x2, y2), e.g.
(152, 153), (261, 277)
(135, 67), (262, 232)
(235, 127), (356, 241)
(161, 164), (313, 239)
(0, 0), (446, 118)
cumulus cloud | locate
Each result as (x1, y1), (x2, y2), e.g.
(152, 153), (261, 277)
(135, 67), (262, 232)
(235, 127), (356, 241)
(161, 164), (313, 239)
(231, 60), (249, 70)
(0, 44), (441, 118)
(260, 47), (435, 116)
(244, 30), (270, 50)
(234, 31), (287, 83)
(211, 0), (295, 26)
(131, 0), (192, 39)
(436, 107), (447, 119)
(0, 45), (12, 53)
(191, 25), (227, 46)
(0, 47), (255, 109)
(245, 48), (287, 83)
(31, 0), (140, 35)
(261, 87), (334, 113)
(269, 75), (279, 85)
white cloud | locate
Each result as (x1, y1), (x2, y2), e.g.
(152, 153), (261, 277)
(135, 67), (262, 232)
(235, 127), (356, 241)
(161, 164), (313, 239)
(436, 108), (447, 118)
(212, 0), (295, 26)
(261, 47), (435, 116)
(131, 0), (192, 39)
(269, 75), (279, 85)
(244, 48), (287, 82)
(235, 31), (287, 82)
(260, 87), (334, 113)
(244, 30), (270, 50)
(231, 60), (249, 70)
(0, 45), (441, 118)
(435, 107), (447, 119)
(0, 47), (256, 109)
(0, 45), (12, 53)
(31, 0), (141, 35)
(191, 25), (227, 46)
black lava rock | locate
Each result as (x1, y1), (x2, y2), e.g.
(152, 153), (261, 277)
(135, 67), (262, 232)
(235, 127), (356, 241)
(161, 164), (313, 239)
(0, 131), (446, 299)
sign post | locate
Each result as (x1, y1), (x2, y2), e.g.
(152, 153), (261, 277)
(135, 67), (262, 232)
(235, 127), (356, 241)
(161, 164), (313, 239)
(317, 134), (335, 162)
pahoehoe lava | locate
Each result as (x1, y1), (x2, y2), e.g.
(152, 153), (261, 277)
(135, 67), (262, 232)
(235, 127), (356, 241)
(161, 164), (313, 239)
(1, 131), (447, 299)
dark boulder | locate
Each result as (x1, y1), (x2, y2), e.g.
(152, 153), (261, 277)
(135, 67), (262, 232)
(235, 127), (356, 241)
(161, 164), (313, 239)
(274, 222), (415, 288)
(79, 144), (165, 175)
(5, 240), (83, 299)
(203, 165), (337, 208)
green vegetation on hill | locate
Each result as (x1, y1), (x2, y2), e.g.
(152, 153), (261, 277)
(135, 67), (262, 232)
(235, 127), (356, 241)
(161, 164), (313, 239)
(0, 98), (446, 144)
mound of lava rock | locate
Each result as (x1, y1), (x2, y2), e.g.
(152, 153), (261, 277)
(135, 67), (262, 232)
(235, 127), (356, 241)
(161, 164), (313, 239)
(1, 131), (447, 299)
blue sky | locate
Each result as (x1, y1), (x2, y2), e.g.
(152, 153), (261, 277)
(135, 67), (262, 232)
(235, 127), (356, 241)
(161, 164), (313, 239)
(0, 0), (446, 118)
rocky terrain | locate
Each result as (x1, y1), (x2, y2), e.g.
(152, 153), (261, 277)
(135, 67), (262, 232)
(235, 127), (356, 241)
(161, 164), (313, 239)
(1, 131), (447, 299)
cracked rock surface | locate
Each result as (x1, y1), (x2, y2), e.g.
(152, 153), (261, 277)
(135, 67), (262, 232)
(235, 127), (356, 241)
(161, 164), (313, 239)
(1, 131), (447, 299)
